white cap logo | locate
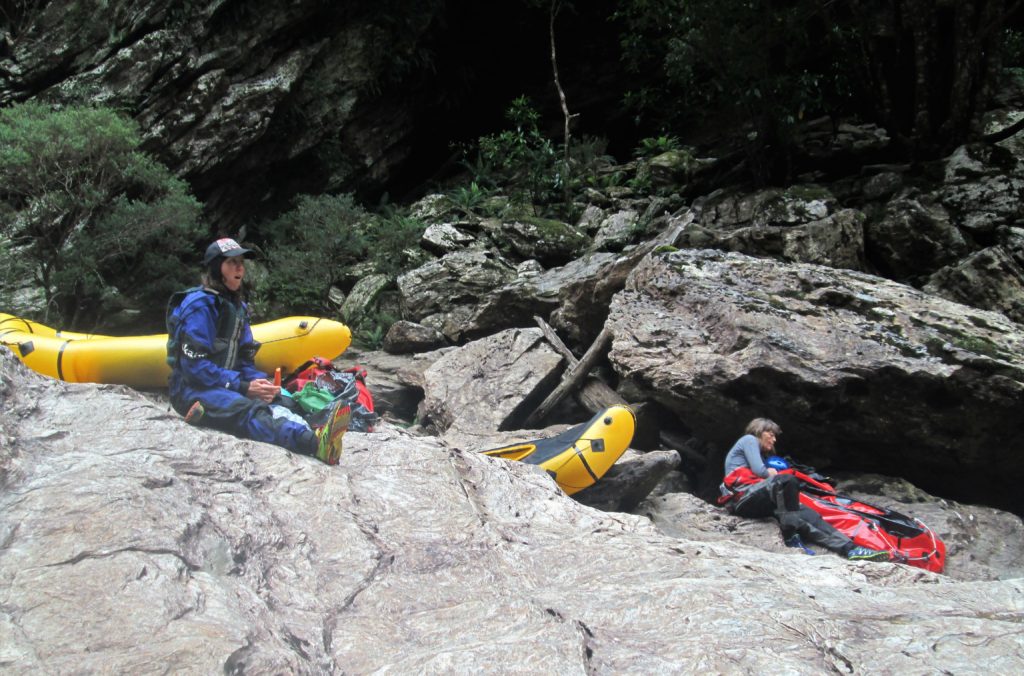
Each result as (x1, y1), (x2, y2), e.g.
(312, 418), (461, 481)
(216, 238), (242, 253)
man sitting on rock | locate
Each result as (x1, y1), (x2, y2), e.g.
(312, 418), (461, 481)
(719, 417), (890, 562)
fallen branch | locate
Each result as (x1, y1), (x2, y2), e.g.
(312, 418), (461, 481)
(533, 316), (626, 414)
(525, 322), (614, 427)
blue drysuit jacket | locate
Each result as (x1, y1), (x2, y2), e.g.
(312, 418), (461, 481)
(168, 287), (315, 454)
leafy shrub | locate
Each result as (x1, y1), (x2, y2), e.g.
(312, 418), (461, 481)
(256, 194), (370, 316)
(447, 181), (491, 216)
(0, 102), (203, 330)
(635, 134), (682, 159)
(256, 195), (427, 318)
(461, 97), (613, 218)
(474, 96), (560, 208)
(368, 210), (429, 277)
(354, 309), (399, 350)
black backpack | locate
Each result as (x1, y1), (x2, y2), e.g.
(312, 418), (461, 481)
(164, 286), (205, 368)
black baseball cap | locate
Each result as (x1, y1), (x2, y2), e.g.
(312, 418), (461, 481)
(203, 238), (252, 264)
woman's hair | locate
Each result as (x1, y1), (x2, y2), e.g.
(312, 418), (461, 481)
(744, 417), (782, 437)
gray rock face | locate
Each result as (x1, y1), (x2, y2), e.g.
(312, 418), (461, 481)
(606, 249), (1024, 512)
(381, 320), (447, 355)
(674, 187), (866, 270)
(1, 1), (443, 226)
(417, 328), (564, 436)
(925, 246), (1024, 324)
(3, 349), (1024, 673)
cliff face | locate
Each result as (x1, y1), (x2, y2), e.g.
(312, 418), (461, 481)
(0, 0), (625, 228)
(1, 0), (447, 226)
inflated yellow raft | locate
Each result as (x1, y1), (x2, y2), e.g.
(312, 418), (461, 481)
(0, 312), (351, 388)
(482, 405), (635, 495)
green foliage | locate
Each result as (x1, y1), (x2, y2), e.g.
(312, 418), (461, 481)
(1002, 28), (1024, 73)
(462, 97), (613, 218)
(473, 96), (560, 207)
(353, 309), (398, 350)
(635, 134), (682, 159)
(256, 195), (427, 317)
(0, 102), (203, 329)
(257, 194), (369, 316)
(369, 210), (428, 276)
(446, 181), (491, 216)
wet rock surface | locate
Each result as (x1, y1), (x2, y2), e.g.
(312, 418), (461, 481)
(3, 349), (1023, 673)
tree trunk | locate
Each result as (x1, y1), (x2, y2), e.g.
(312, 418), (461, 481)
(843, 0), (1012, 157)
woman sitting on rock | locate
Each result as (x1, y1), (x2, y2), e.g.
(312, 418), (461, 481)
(720, 417), (889, 562)
(166, 237), (349, 464)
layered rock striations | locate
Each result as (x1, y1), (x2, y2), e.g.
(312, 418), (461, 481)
(0, 0), (445, 225)
(2, 349), (1023, 673)
(606, 248), (1024, 511)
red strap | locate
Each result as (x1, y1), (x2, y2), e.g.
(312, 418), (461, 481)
(342, 365), (367, 381)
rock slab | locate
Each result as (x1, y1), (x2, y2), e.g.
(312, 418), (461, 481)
(2, 348), (1024, 673)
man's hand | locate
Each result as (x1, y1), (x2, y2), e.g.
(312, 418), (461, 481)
(766, 468), (779, 478)
(246, 378), (280, 403)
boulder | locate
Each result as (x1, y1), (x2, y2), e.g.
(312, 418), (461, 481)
(924, 247), (1024, 324)
(864, 192), (968, 282)
(339, 346), (449, 422)
(467, 248), (649, 348)
(1005, 226), (1024, 268)
(420, 223), (477, 255)
(575, 204), (606, 234)
(409, 193), (458, 224)
(693, 186), (837, 228)
(340, 273), (391, 329)
(3, 348), (1022, 672)
(382, 320), (448, 355)
(396, 248), (517, 340)
(417, 328), (564, 436)
(861, 170), (905, 201)
(646, 147), (715, 186)
(606, 249), (1024, 513)
(673, 187), (866, 270)
(573, 449), (681, 513)
(481, 217), (588, 266)
(941, 143), (1024, 236)
(412, 243), (654, 348)
(591, 209), (640, 252)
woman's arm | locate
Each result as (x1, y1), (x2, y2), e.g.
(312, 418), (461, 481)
(738, 435), (773, 478)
